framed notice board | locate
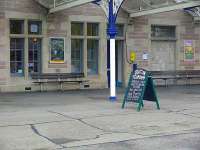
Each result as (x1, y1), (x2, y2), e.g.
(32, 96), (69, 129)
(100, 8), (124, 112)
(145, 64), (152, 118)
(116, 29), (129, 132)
(122, 69), (160, 111)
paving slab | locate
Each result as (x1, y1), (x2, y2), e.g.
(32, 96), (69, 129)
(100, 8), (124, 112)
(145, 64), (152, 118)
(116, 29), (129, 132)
(63, 133), (144, 148)
(68, 131), (200, 150)
(0, 86), (199, 150)
(0, 126), (59, 150)
(0, 110), (71, 127)
(34, 120), (104, 144)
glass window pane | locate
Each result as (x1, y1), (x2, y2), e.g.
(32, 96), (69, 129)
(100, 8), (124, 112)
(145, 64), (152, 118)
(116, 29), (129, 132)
(10, 51), (15, 61)
(116, 24), (124, 37)
(16, 62), (23, 74)
(10, 62), (16, 73)
(87, 23), (99, 36)
(71, 39), (83, 73)
(34, 51), (38, 61)
(28, 38), (41, 73)
(28, 21), (42, 35)
(10, 20), (24, 34)
(16, 39), (24, 50)
(34, 62), (38, 72)
(16, 51), (22, 61)
(29, 51), (33, 62)
(50, 38), (64, 63)
(71, 22), (84, 36)
(10, 38), (24, 76)
(151, 25), (176, 38)
(87, 39), (98, 75)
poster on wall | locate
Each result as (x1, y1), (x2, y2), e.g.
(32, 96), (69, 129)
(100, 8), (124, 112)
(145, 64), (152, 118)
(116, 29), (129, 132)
(184, 40), (195, 61)
(50, 38), (65, 63)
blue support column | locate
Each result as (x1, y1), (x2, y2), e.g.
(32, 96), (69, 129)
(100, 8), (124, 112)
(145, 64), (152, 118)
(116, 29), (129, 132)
(107, 0), (117, 101)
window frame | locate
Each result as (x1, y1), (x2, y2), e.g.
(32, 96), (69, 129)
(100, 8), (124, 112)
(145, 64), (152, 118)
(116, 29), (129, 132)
(71, 39), (84, 73)
(86, 22), (100, 75)
(87, 39), (99, 75)
(10, 19), (25, 35)
(28, 20), (42, 35)
(71, 22), (84, 36)
(151, 25), (176, 40)
(87, 22), (99, 37)
(9, 19), (43, 78)
(10, 38), (25, 76)
(28, 38), (42, 73)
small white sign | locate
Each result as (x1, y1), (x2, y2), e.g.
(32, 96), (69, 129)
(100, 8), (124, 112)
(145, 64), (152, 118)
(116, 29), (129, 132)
(143, 53), (148, 60)
(31, 24), (38, 33)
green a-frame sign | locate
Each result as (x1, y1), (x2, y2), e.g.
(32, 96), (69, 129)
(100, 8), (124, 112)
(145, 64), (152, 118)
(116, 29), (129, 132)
(122, 69), (160, 111)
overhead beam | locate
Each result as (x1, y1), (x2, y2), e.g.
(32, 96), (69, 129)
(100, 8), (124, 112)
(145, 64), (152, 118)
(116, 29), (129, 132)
(34, 0), (50, 8)
(130, 1), (200, 17)
(49, 0), (94, 13)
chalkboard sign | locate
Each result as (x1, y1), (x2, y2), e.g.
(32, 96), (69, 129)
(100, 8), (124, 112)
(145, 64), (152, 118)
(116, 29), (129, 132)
(122, 69), (160, 111)
(126, 69), (146, 102)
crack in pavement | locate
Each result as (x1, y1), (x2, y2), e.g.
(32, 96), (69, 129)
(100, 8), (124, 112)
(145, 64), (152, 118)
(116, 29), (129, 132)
(48, 110), (143, 135)
(163, 108), (200, 119)
(0, 119), (74, 128)
(30, 124), (66, 149)
(58, 128), (200, 149)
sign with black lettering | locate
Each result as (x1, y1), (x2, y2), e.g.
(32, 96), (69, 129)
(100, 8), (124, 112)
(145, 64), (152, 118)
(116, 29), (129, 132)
(122, 69), (160, 111)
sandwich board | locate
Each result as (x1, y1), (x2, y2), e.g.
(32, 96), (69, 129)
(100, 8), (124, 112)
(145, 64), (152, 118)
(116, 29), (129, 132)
(122, 69), (160, 111)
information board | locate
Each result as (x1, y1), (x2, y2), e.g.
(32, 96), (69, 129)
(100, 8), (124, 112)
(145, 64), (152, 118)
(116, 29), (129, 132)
(122, 69), (160, 111)
(126, 69), (146, 102)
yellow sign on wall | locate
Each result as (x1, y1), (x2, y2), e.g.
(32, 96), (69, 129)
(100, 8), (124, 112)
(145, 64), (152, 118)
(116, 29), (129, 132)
(130, 51), (136, 63)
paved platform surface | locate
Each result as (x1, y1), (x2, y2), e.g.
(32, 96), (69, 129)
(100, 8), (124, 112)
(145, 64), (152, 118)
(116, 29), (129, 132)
(0, 85), (200, 150)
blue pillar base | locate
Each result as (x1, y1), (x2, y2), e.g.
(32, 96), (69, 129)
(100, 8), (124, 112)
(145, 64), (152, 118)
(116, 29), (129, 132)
(109, 96), (117, 101)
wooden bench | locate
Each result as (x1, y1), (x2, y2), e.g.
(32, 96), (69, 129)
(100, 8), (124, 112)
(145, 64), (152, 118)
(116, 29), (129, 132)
(31, 73), (89, 91)
(175, 70), (200, 85)
(150, 70), (200, 87)
(149, 71), (176, 87)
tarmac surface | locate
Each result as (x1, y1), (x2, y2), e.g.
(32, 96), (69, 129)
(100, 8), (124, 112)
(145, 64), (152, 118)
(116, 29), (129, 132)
(0, 85), (200, 150)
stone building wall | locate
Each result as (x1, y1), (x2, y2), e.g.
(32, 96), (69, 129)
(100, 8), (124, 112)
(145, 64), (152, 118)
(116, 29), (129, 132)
(127, 10), (200, 71)
(0, 0), (129, 92)
(0, 11), (7, 90)
(0, 0), (199, 92)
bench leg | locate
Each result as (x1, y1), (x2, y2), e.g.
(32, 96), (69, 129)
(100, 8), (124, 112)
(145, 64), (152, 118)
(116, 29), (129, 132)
(40, 83), (43, 92)
(60, 82), (63, 91)
(164, 79), (167, 88)
(186, 78), (189, 86)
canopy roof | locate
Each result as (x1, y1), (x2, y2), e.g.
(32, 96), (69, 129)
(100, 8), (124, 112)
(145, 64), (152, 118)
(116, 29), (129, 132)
(35, 0), (200, 17)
